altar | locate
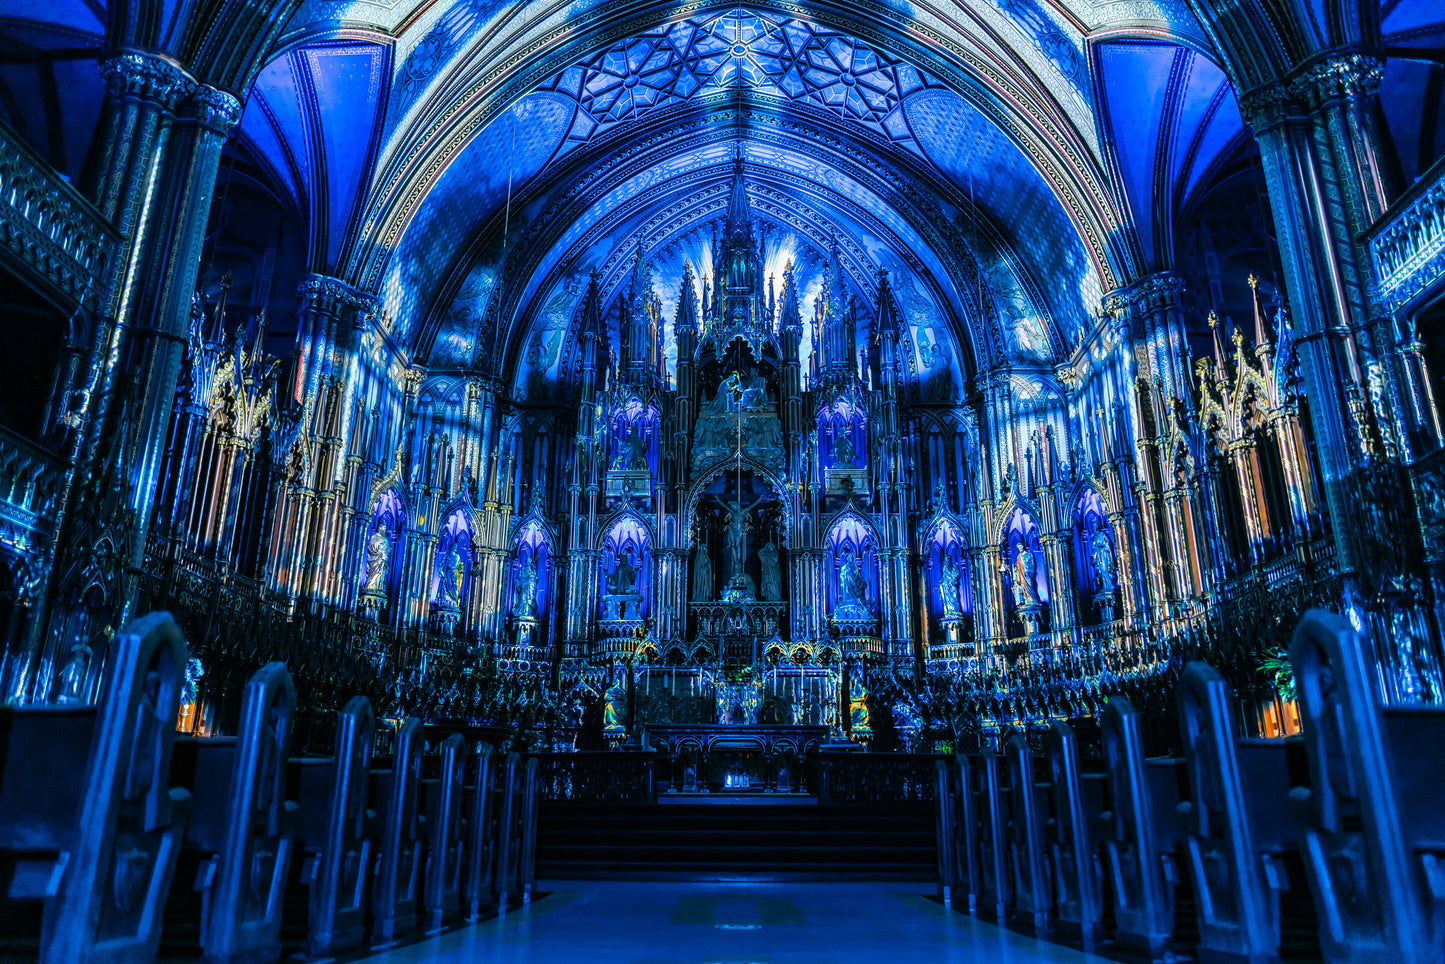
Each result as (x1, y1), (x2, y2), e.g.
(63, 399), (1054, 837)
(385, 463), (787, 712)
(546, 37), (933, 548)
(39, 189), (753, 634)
(645, 724), (828, 793)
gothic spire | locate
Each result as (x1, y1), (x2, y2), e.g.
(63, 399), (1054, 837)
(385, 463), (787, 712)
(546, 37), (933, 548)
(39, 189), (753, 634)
(778, 258), (803, 335)
(676, 258), (700, 335)
(725, 143), (752, 241)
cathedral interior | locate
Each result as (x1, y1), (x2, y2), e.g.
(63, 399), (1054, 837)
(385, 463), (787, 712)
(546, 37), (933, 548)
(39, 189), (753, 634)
(2, 0), (1445, 959)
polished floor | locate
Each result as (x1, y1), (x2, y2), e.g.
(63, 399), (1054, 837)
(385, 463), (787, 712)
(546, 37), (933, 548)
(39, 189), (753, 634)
(355, 882), (1108, 964)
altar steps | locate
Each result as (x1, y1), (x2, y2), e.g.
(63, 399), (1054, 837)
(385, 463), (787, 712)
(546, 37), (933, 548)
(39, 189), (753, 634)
(536, 801), (937, 881)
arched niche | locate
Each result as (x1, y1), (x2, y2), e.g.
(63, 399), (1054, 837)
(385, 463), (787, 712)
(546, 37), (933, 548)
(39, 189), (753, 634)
(824, 514), (878, 620)
(817, 397), (867, 473)
(599, 516), (650, 621)
(430, 507), (474, 618)
(1000, 506), (1048, 635)
(924, 518), (971, 638)
(359, 488), (406, 620)
(1071, 487), (1117, 626)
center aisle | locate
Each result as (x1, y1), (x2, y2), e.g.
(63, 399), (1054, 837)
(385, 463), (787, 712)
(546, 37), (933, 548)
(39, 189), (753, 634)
(360, 881), (1108, 964)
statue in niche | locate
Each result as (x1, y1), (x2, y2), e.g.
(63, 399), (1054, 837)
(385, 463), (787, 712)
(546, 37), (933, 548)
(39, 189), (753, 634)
(56, 638), (93, 703)
(759, 540), (782, 602)
(623, 422), (649, 471)
(835, 546), (871, 619)
(1091, 527), (1116, 593)
(691, 538), (714, 602)
(514, 556), (538, 620)
(939, 556), (963, 617)
(603, 676), (625, 732)
(848, 675), (870, 734)
(740, 372), (769, 410)
(608, 552), (639, 597)
(438, 543), (465, 607)
(363, 528), (391, 593)
(1010, 540), (1040, 609)
(832, 429), (857, 467)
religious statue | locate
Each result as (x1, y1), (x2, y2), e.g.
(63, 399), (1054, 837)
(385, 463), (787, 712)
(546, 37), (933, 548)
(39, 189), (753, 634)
(1010, 540), (1039, 608)
(603, 677), (625, 732)
(513, 556), (538, 620)
(437, 543), (465, 607)
(608, 552), (639, 597)
(835, 547), (870, 618)
(1091, 527), (1116, 593)
(623, 423), (649, 471)
(363, 528), (391, 593)
(691, 539), (713, 602)
(832, 429), (857, 466)
(848, 675), (870, 734)
(739, 372), (769, 410)
(56, 638), (93, 704)
(939, 557), (962, 617)
(759, 540), (782, 601)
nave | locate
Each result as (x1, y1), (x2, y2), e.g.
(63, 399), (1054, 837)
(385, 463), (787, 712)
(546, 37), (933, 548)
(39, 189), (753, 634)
(355, 881), (1100, 964)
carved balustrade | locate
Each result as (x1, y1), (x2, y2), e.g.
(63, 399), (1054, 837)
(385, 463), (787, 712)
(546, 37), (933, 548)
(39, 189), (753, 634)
(817, 751), (941, 804)
(0, 427), (66, 563)
(0, 123), (120, 311)
(1368, 156), (1445, 312)
(533, 751), (657, 802)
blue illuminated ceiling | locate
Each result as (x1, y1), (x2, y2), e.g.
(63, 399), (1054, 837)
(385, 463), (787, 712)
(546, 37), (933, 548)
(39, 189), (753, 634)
(240, 40), (392, 272)
(1093, 41), (1244, 272)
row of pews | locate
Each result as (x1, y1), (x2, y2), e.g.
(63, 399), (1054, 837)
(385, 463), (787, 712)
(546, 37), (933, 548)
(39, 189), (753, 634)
(934, 609), (1445, 964)
(0, 612), (539, 964)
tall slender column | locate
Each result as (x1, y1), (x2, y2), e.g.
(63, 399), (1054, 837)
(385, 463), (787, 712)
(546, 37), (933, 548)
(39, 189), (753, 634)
(1239, 53), (1388, 577)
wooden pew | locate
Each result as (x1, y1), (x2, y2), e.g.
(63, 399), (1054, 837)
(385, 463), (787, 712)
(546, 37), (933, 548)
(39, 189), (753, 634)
(167, 661), (297, 964)
(1099, 697), (1180, 963)
(0, 611), (190, 964)
(1290, 610), (1445, 964)
(370, 716), (425, 943)
(460, 743), (496, 922)
(973, 746), (1011, 923)
(286, 695), (374, 957)
(517, 756), (540, 905)
(1043, 720), (1104, 950)
(419, 732), (466, 931)
(1003, 731), (1052, 937)
(934, 759), (960, 906)
(1176, 661), (1290, 964)
(952, 751), (982, 915)
(492, 751), (521, 913)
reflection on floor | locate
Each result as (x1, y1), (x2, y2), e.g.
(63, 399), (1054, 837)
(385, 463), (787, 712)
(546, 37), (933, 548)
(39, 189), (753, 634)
(352, 881), (1109, 964)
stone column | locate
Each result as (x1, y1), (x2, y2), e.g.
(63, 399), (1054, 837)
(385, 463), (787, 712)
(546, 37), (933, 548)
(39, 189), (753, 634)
(1239, 53), (1389, 577)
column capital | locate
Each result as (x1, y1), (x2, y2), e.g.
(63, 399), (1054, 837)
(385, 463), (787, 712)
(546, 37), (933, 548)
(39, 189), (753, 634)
(1239, 51), (1384, 130)
(298, 274), (376, 315)
(188, 84), (242, 138)
(1111, 271), (1186, 313)
(1288, 51), (1383, 111)
(102, 52), (193, 112)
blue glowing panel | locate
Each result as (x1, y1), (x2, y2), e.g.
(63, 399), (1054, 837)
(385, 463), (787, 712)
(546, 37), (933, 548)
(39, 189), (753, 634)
(304, 44), (390, 270)
(381, 92), (572, 344)
(906, 88), (1094, 350)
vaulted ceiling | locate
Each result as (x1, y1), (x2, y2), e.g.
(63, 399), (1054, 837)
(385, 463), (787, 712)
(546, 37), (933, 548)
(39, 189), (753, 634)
(3, 0), (1443, 395)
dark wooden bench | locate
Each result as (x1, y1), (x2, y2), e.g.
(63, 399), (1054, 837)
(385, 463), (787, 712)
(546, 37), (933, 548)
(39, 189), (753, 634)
(1003, 730), (1052, 937)
(167, 661), (297, 964)
(973, 746), (1011, 923)
(1290, 610), (1445, 964)
(369, 716), (424, 943)
(461, 742), (496, 922)
(286, 694), (374, 956)
(1176, 661), (1291, 964)
(0, 611), (190, 962)
(420, 732), (466, 931)
(1099, 697), (1181, 962)
(1043, 720), (1104, 949)
(951, 750), (982, 915)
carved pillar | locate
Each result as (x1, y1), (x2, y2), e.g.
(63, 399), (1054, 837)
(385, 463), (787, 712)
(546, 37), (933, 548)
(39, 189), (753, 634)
(1240, 53), (1389, 577)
